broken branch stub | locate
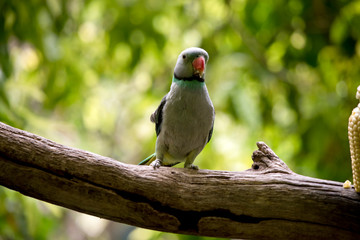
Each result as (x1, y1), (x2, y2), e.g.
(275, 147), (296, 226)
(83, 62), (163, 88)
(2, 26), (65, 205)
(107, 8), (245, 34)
(249, 141), (293, 174)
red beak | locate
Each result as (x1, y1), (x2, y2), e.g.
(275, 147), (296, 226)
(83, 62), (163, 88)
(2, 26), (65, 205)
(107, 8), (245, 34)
(192, 56), (205, 75)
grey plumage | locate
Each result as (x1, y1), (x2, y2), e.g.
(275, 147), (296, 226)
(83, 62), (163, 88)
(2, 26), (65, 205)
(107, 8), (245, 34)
(141, 47), (215, 169)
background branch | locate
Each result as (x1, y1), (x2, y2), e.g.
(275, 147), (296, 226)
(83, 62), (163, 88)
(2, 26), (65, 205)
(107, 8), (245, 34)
(0, 122), (359, 239)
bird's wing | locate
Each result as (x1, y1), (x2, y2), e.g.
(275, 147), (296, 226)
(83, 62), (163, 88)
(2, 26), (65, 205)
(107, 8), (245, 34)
(207, 123), (214, 143)
(207, 110), (215, 143)
(150, 94), (167, 136)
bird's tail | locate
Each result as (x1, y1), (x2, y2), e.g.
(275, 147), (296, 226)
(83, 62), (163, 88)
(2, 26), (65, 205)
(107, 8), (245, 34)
(138, 153), (156, 165)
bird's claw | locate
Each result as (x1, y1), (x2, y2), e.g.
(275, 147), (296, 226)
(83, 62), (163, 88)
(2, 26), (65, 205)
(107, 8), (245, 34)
(150, 159), (162, 169)
(185, 164), (199, 170)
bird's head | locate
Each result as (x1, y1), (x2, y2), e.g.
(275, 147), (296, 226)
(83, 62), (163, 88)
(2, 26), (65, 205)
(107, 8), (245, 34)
(174, 47), (209, 82)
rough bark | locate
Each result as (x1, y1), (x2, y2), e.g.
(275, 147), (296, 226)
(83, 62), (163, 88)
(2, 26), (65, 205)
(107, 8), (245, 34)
(0, 122), (359, 239)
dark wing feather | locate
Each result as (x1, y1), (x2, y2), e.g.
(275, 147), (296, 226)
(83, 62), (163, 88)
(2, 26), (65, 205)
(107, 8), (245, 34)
(207, 124), (214, 143)
(207, 111), (215, 143)
(150, 94), (167, 136)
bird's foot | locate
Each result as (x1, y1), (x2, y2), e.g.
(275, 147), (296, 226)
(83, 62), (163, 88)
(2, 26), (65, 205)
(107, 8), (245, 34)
(184, 164), (199, 170)
(150, 159), (162, 169)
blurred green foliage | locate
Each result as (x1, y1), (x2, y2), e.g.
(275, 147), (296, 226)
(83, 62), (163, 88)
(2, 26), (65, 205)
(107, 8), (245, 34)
(1, 0), (360, 239)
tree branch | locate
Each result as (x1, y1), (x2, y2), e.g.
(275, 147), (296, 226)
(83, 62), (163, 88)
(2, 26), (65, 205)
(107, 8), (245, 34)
(0, 122), (359, 239)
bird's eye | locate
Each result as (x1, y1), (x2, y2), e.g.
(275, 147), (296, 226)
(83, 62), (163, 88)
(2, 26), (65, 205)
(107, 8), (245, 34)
(182, 54), (186, 59)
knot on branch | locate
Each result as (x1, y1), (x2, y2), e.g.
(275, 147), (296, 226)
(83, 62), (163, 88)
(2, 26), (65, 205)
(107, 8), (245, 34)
(249, 141), (293, 174)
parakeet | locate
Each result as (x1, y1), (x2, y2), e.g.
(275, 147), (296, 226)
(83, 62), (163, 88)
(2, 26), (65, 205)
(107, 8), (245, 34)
(139, 47), (215, 169)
